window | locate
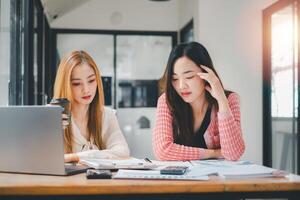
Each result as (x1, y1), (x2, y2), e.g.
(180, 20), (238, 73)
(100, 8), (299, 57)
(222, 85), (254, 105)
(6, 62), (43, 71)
(271, 5), (298, 118)
(7, 0), (50, 105)
(0, 0), (10, 105)
(263, 0), (299, 174)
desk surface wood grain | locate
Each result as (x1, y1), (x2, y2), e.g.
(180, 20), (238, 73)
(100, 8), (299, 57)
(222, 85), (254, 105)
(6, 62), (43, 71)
(0, 172), (300, 196)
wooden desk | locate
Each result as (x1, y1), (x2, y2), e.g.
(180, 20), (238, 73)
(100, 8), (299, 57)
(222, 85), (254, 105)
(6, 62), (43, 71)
(1, 172), (300, 200)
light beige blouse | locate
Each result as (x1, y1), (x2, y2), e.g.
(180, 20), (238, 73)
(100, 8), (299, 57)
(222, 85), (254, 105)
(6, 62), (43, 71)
(71, 107), (130, 160)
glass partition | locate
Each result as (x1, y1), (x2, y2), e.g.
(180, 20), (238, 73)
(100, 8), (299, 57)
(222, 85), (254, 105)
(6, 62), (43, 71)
(116, 35), (172, 159)
(116, 35), (171, 108)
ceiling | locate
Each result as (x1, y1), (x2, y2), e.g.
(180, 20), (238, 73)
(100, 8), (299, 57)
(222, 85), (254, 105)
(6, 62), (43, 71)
(41, 0), (91, 22)
(41, 0), (172, 23)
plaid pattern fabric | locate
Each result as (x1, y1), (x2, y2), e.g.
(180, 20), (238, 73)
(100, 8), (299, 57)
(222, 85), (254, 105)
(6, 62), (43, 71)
(153, 93), (245, 161)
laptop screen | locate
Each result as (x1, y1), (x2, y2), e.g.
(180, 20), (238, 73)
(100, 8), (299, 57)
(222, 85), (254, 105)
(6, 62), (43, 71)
(0, 106), (68, 175)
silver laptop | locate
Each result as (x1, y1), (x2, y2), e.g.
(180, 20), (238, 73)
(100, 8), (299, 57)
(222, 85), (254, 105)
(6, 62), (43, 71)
(0, 106), (88, 175)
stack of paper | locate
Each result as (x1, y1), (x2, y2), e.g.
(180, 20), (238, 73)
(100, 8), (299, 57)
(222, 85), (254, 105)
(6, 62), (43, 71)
(113, 169), (210, 181)
(221, 165), (287, 179)
(191, 159), (251, 166)
(151, 160), (191, 167)
(191, 159), (287, 179)
(80, 157), (157, 170)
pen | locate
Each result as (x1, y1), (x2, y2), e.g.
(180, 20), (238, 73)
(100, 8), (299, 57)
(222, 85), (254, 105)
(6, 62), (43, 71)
(144, 157), (152, 163)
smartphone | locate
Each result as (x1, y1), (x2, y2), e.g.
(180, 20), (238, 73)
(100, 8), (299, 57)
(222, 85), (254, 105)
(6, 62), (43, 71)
(160, 166), (188, 175)
(86, 169), (112, 179)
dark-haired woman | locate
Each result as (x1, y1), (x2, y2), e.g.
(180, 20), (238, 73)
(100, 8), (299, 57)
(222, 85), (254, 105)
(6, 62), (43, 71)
(153, 42), (245, 161)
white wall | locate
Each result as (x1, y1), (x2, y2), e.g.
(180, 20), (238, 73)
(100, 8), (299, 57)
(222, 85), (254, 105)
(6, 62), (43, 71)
(197, 0), (277, 164)
(50, 0), (179, 31)
(118, 108), (157, 159)
(178, 0), (200, 41)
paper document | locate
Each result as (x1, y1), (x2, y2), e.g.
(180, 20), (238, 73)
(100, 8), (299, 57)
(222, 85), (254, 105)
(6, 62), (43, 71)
(80, 157), (157, 170)
(191, 159), (286, 179)
(216, 164), (286, 179)
(191, 159), (251, 167)
(151, 160), (192, 167)
(113, 169), (209, 181)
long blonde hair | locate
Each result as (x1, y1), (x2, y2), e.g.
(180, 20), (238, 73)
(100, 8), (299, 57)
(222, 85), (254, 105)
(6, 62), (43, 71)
(53, 50), (105, 153)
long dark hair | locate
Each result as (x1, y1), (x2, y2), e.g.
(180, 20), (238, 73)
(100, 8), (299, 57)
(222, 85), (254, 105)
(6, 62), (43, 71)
(164, 42), (231, 146)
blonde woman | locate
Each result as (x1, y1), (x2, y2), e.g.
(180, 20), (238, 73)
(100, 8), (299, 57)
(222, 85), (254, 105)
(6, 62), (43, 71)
(53, 50), (130, 162)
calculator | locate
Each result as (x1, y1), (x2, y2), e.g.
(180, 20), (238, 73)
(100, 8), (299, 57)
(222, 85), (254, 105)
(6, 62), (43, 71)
(160, 166), (188, 175)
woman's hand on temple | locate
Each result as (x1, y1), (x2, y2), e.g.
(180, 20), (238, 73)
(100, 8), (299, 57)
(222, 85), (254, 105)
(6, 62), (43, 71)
(197, 65), (226, 101)
(197, 65), (230, 112)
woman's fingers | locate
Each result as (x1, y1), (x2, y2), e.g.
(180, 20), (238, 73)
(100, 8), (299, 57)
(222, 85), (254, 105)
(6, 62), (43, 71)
(62, 113), (69, 120)
(199, 65), (218, 79)
(197, 72), (208, 79)
(62, 113), (70, 129)
(197, 72), (212, 83)
(62, 120), (69, 126)
(200, 65), (213, 73)
(200, 65), (216, 77)
(198, 70), (219, 85)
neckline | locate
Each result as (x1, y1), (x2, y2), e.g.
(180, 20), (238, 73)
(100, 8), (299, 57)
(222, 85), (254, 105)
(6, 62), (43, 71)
(71, 118), (89, 143)
(194, 106), (212, 133)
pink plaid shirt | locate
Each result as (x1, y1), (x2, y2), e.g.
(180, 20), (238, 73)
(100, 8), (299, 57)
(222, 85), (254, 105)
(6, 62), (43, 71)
(153, 93), (245, 161)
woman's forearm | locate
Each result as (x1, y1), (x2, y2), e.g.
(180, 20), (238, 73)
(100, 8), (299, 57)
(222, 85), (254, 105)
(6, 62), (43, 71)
(203, 149), (223, 159)
(64, 153), (79, 162)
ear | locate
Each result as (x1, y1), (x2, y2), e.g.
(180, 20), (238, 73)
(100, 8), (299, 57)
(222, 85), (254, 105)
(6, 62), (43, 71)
(205, 85), (212, 93)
